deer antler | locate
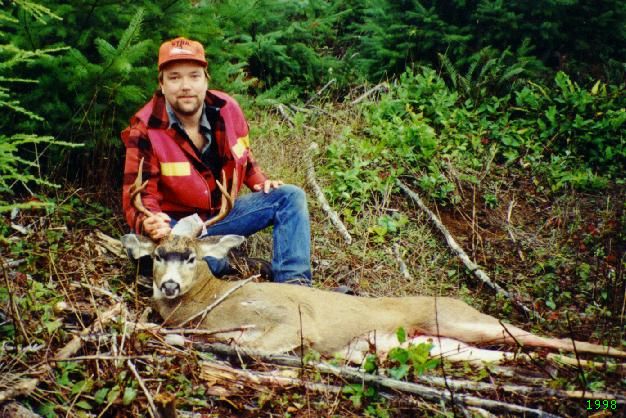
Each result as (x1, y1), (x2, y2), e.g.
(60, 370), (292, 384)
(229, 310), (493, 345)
(129, 157), (154, 218)
(193, 168), (239, 237)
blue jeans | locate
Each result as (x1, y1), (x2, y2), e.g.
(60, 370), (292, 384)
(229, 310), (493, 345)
(202, 184), (312, 285)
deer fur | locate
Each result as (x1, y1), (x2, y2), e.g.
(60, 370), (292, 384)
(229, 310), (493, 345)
(121, 233), (626, 364)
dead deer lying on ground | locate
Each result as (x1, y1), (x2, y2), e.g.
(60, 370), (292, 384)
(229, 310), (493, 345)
(121, 161), (626, 364)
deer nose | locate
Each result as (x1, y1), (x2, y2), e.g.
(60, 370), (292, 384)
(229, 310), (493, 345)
(161, 280), (180, 298)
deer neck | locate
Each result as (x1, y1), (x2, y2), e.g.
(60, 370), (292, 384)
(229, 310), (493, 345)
(154, 261), (234, 326)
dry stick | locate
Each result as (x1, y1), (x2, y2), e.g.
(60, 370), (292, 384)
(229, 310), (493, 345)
(59, 355), (153, 362)
(417, 374), (625, 401)
(304, 78), (336, 105)
(392, 243), (412, 280)
(350, 82), (389, 105)
(200, 361), (342, 396)
(1, 260), (29, 344)
(127, 360), (158, 418)
(396, 180), (536, 317)
(192, 343), (562, 417)
(276, 103), (295, 126)
(306, 143), (352, 245)
(177, 277), (256, 327)
(505, 200), (525, 261)
(55, 303), (124, 361)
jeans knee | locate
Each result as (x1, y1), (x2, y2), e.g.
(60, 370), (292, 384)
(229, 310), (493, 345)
(278, 184), (307, 209)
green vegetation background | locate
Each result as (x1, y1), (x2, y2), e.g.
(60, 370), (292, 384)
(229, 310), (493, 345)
(1, 0), (625, 207)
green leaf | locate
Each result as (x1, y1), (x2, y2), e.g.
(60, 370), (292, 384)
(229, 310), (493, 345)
(388, 364), (410, 380)
(75, 401), (92, 410)
(107, 386), (121, 403)
(94, 387), (110, 404)
(396, 327), (406, 344)
(388, 347), (409, 364)
(122, 386), (138, 405)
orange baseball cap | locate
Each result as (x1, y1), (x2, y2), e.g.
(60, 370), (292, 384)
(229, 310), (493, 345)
(158, 37), (208, 70)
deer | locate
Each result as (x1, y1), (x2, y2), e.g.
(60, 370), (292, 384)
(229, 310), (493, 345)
(121, 160), (626, 364)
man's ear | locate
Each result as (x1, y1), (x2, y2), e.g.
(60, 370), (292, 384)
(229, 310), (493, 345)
(197, 235), (245, 259)
(120, 234), (156, 259)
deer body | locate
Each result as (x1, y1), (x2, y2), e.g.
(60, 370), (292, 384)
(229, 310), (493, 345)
(122, 233), (626, 364)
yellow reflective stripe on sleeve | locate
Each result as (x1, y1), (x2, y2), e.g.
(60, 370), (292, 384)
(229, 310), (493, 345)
(239, 134), (250, 148)
(232, 135), (250, 159)
(161, 162), (191, 176)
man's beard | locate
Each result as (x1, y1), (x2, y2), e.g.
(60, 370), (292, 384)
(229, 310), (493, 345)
(172, 97), (202, 116)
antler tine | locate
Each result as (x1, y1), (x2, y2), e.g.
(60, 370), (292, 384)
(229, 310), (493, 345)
(195, 169), (239, 237)
(129, 157), (154, 218)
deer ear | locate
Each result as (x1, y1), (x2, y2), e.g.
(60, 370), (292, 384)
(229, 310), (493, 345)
(197, 234), (245, 259)
(121, 234), (156, 259)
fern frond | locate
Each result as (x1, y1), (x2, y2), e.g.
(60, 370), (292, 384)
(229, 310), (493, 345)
(437, 52), (458, 89)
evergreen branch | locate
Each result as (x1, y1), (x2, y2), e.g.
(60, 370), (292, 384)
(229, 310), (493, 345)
(12, 0), (62, 22)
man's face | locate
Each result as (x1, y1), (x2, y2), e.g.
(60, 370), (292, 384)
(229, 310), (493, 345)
(160, 61), (208, 117)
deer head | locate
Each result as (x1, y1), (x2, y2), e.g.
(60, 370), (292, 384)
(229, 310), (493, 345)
(122, 157), (244, 299)
(121, 233), (244, 299)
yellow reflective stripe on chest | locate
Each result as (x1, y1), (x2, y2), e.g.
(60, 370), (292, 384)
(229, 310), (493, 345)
(232, 135), (250, 159)
(161, 162), (191, 176)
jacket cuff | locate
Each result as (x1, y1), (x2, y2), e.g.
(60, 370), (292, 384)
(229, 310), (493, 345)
(246, 172), (268, 190)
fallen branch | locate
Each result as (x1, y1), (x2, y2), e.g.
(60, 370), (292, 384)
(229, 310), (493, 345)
(200, 361), (342, 396)
(396, 180), (536, 317)
(350, 83), (389, 105)
(54, 303), (125, 360)
(193, 342), (564, 417)
(306, 143), (352, 245)
(305, 78), (336, 105)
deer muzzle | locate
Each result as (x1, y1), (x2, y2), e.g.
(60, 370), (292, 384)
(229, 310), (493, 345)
(161, 280), (181, 298)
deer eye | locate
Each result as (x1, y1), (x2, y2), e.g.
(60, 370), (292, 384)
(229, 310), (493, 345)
(154, 254), (163, 263)
(186, 255), (196, 264)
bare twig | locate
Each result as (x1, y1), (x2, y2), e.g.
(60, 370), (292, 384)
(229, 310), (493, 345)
(1, 260), (29, 344)
(127, 360), (158, 418)
(178, 277), (256, 327)
(397, 180), (537, 317)
(305, 143), (352, 244)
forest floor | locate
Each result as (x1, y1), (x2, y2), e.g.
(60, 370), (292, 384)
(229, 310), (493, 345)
(1, 99), (625, 417)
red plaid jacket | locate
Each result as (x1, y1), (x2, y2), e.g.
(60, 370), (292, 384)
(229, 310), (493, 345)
(121, 90), (267, 231)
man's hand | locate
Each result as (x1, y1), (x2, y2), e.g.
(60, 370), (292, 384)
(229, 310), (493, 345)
(142, 212), (172, 240)
(253, 179), (284, 193)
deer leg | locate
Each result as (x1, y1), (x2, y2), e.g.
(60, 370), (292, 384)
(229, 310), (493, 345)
(430, 299), (626, 358)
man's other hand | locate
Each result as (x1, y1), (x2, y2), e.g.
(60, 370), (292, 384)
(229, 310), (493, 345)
(253, 179), (284, 193)
(143, 212), (172, 240)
